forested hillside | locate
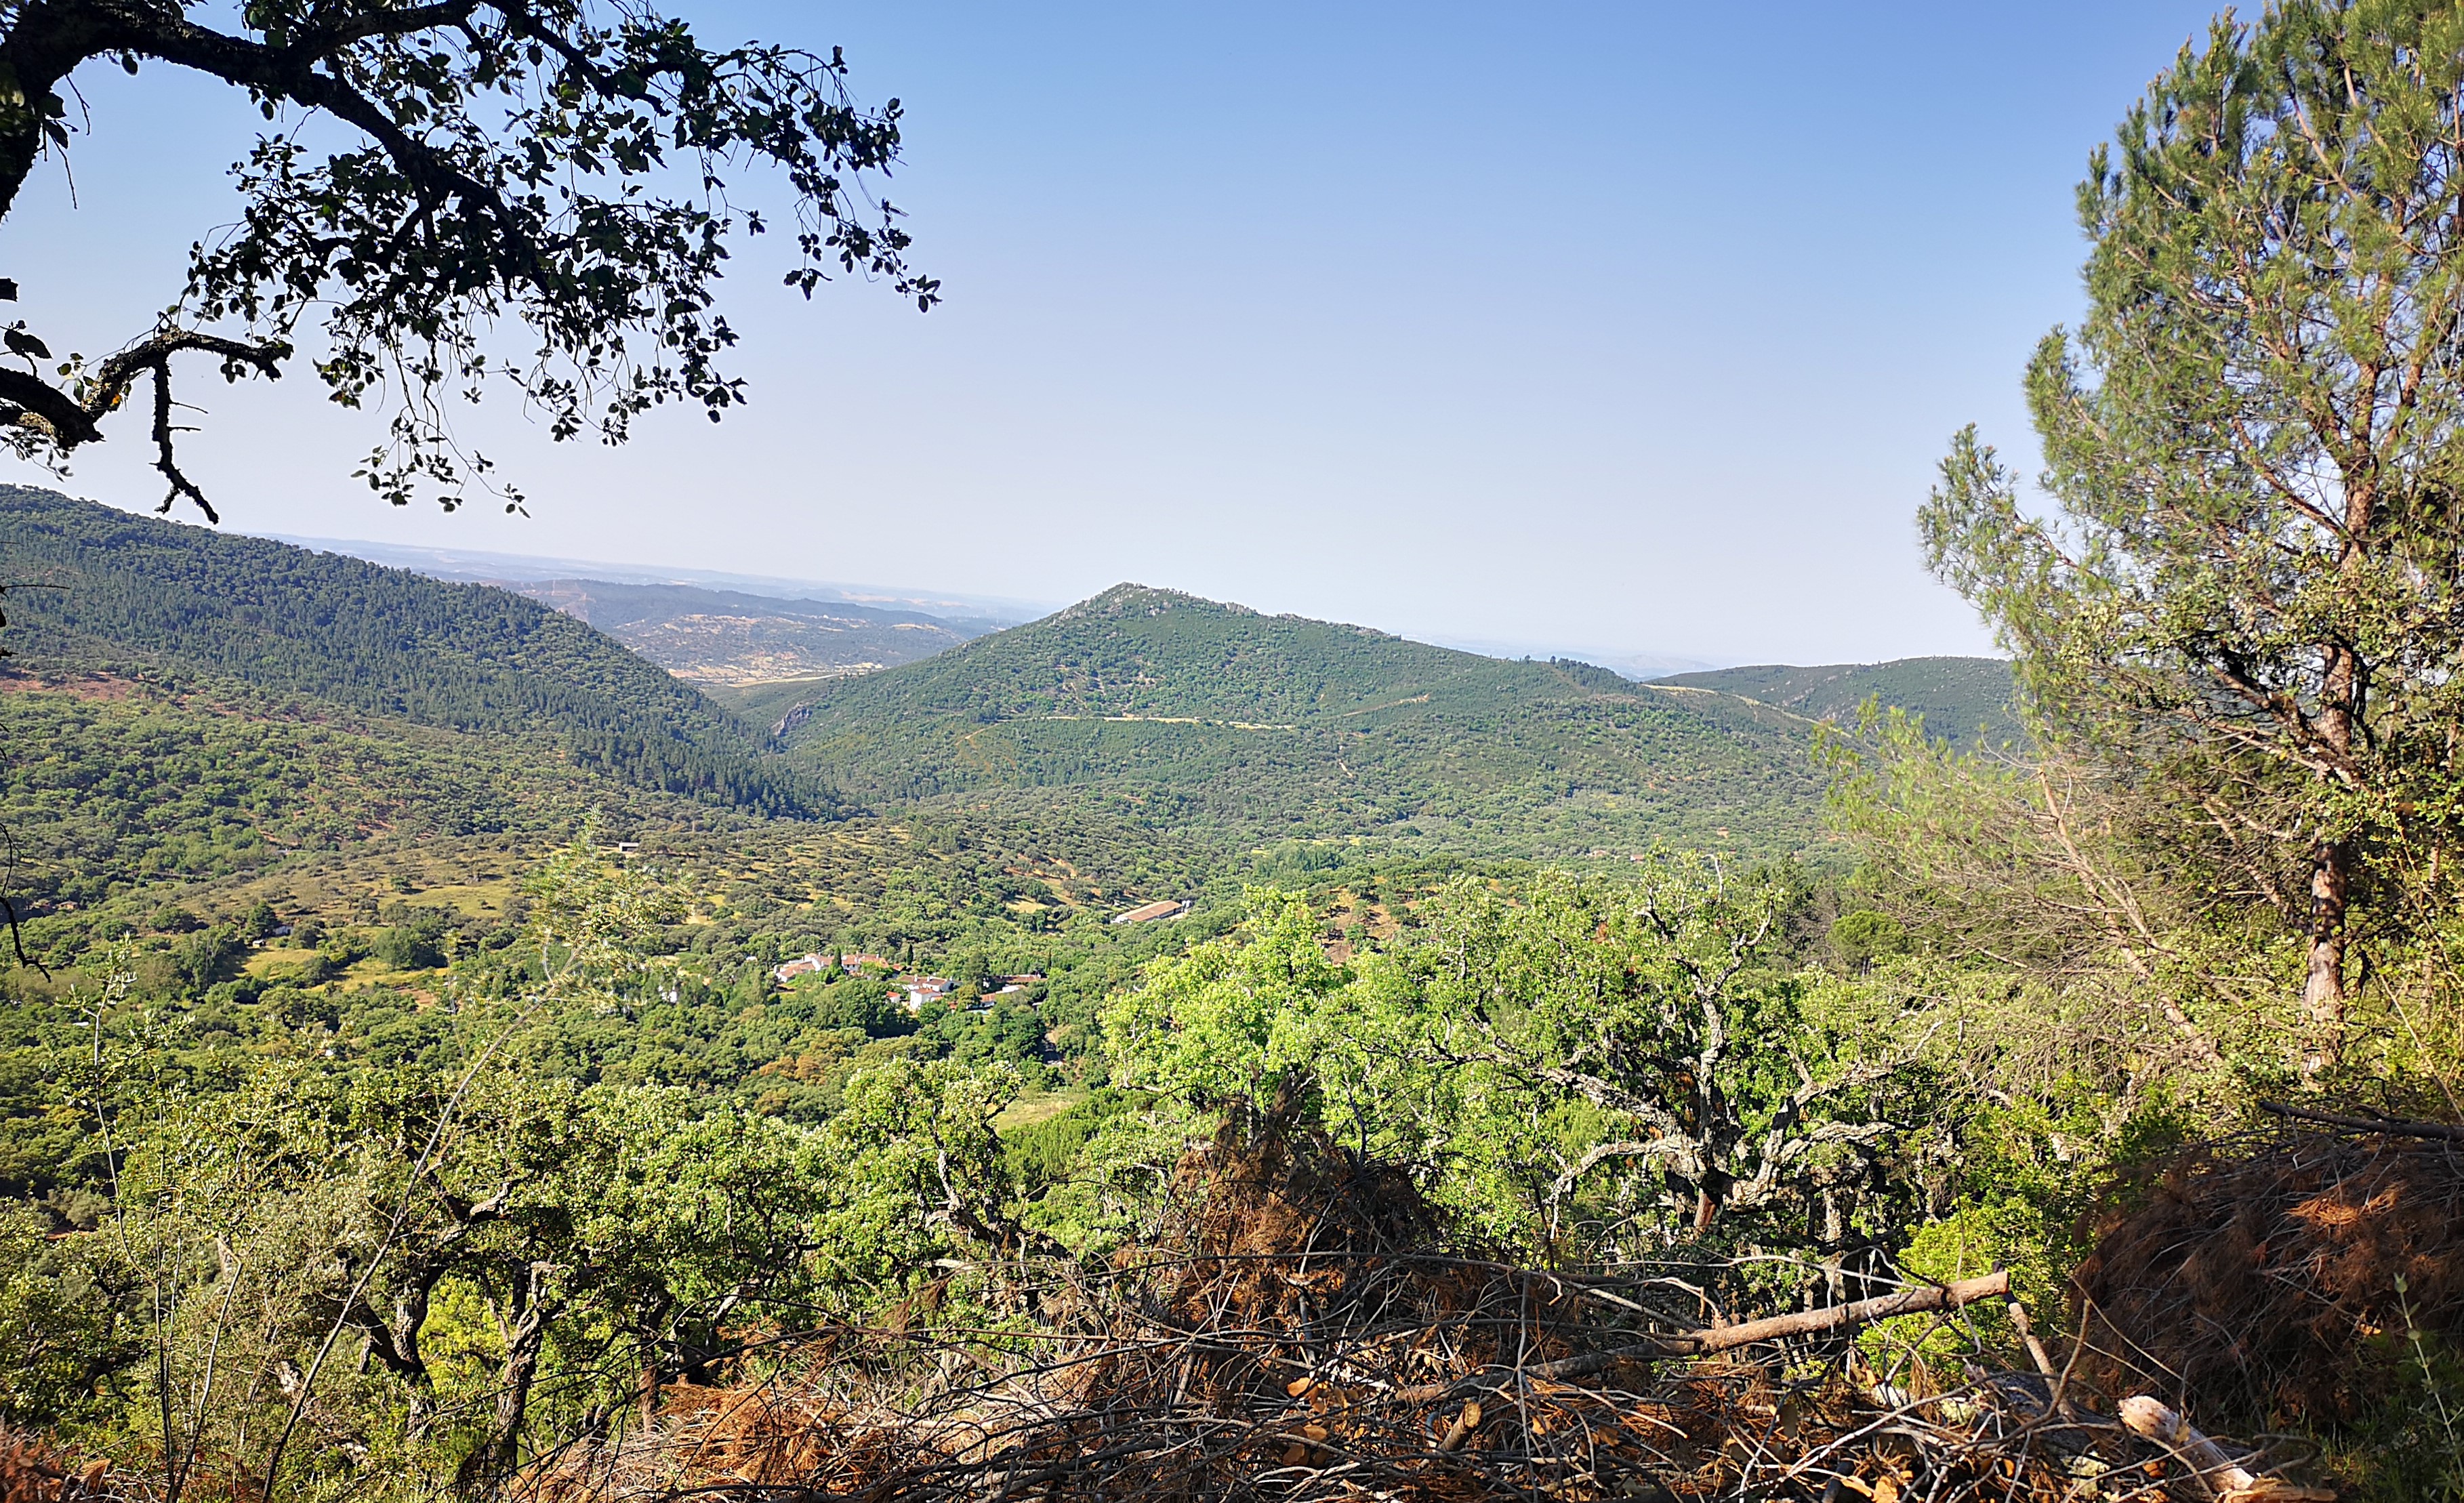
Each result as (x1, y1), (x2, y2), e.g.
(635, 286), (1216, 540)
(1655, 656), (2018, 744)
(774, 583), (1833, 857)
(0, 488), (831, 819)
(0, 676), (660, 908)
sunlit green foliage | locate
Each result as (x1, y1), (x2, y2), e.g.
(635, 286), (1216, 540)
(1102, 889), (1347, 1115)
(1105, 865), (1942, 1266)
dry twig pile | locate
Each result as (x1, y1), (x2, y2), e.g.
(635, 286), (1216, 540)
(530, 1122), (2320, 1503)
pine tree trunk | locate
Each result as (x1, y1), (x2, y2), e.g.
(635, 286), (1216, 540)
(2299, 839), (2349, 1083)
(2300, 607), (2363, 1087)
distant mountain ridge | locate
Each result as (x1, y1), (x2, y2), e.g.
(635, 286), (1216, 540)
(0, 487), (833, 819)
(270, 533), (1046, 625)
(772, 583), (1837, 858)
(499, 578), (986, 686)
(0, 495), (2010, 882)
(1653, 657), (2019, 745)
(1413, 634), (1714, 680)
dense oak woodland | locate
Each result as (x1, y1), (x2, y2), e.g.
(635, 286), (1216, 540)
(1, 451), (2455, 1498)
(0, 489), (1918, 1199)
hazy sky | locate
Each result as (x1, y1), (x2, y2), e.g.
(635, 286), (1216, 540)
(3, 2), (2223, 665)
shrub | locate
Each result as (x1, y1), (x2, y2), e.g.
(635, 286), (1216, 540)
(270, 946), (340, 985)
(371, 926), (445, 971)
(0, 1205), (125, 1425)
(1830, 909), (1910, 970)
(172, 925), (246, 993)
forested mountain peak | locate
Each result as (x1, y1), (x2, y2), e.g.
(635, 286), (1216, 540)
(781, 583), (1574, 729)
(1058, 583), (1248, 621)
(760, 583), (1828, 857)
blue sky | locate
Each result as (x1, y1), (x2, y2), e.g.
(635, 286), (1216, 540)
(2, 1), (2223, 665)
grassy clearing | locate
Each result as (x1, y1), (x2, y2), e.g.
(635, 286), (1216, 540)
(995, 1086), (1090, 1132)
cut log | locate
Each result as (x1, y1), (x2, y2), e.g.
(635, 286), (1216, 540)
(1437, 1400), (1481, 1452)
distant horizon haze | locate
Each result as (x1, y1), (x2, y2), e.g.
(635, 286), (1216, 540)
(1, 1), (2222, 664)
(271, 529), (1998, 678)
(267, 533), (1056, 628)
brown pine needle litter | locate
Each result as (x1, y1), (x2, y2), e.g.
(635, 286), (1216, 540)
(0, 1429), (115, 1503)
(2072, 1114), (2464, 1426)
(520, 1119), (2326, 1503)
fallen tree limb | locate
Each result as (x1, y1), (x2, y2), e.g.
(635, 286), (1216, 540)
(1404, 1271), (2011, 1399)
(2118, 1395), (2255, 1490)
(1666, 1270), (2013, 1357)
(2003, 1292), (2058, 1379)
(2117, 1395), (2333, 1501)
(2256, 1100), (2464, 1141)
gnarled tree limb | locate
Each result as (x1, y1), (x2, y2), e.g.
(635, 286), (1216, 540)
(0, 0), (930, 516)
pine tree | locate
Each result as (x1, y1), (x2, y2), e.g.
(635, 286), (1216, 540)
(1924, 1), (2464, 1079)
